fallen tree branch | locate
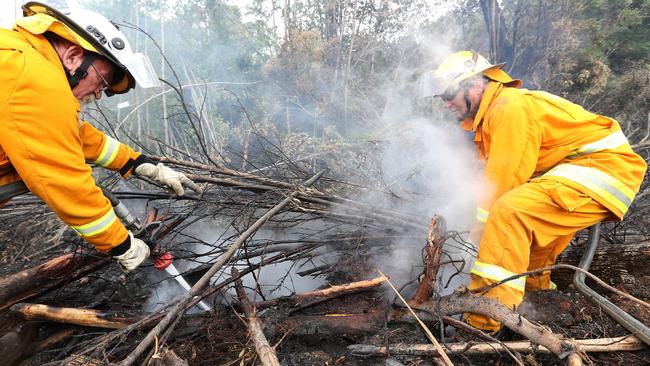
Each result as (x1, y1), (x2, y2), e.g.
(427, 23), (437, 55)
(255, 276), (387, 310)
(11, 303), (141, 329)
(413, 289), (585, 365)
(157, 156), (424, 230)
(233, 267), (280, 366)
(0, 251), (110, 312)
(348, 335), (643, 356)
(118, 170), (325, 366)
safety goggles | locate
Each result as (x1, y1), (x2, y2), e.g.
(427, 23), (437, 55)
(90, 62), (111, 92)
(439, 86), (460, 101)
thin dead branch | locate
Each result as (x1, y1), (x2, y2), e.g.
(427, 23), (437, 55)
(118, 170), (325, 366)
(232, 267), (281, 366)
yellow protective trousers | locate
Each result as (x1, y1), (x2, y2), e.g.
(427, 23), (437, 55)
(465, 179), (610, 332)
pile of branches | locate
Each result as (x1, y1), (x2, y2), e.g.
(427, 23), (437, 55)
(0, 57), (648, 364)
(0, 155), (648, 366)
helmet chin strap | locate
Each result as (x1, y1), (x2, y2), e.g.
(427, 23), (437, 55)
(461, 86), (483, 120)
(65, 53), (96, 89)
(455, 88), (473, 121)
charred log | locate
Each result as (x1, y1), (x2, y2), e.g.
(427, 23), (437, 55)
(11, 302), (141, 329)
(263, 308), (387, 338)
(348, 335), (643, 356)
(0, 251), (110, 312)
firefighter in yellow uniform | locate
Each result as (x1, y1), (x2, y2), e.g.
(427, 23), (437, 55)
(420, 51), (647, 332)
(0, 2), (200, 271)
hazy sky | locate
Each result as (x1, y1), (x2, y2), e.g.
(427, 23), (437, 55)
(0, 0), (22, 29)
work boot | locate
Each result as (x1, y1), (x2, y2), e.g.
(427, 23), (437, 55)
(459, 314), (520, 341)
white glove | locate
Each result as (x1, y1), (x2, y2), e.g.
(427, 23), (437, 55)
(113, 232), (150, 272)
(135, 162), (201, 196)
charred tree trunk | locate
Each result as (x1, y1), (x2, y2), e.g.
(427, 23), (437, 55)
(410, 216), (446, 305)
(554, 239), (650, 289)
(0, 252), (110, 312)
(479, 0), (514, 65)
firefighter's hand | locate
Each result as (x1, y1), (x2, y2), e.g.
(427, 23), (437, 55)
(135, 162), (201, 196)
(113, 233), (150, 272)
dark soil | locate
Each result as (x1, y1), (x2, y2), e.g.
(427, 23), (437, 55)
(166, 257), (650, 366)
(1, 223), (648, 365)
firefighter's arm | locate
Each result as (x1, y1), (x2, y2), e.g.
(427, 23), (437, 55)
(476, 99), (542, 223)
(79, 122), (200, 195)
(79, 121), (145, 178)
(0, 67), (128, 253)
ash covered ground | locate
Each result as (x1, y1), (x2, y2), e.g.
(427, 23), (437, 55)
(1, 214), (648, 366)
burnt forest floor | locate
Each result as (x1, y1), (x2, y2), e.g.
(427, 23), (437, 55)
(1, 231), (649, 365)
(166, 255), (650, 366)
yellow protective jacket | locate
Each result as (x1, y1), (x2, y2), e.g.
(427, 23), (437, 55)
(0, 26), (141, 252)
(466, 81), (647, 223)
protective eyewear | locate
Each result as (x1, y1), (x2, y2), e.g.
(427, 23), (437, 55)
(439, 87), (460, 102)
(90, 62), (110, 91)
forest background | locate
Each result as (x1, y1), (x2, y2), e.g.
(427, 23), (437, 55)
(1, 2), (650, 364)
(8, 0), (650, 267)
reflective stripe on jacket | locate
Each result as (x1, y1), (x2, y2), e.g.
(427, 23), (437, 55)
(465, 82), (646, 221)
(0, 27), (138, 251)
(80, 122), (140, 171)
(476, 207), (489, 223)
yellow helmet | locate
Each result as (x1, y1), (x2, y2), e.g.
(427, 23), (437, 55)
(18, 1), (160, 95)
(420, 50), (506, 99)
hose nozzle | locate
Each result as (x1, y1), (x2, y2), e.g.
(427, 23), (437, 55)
(153, 251), (174, 270)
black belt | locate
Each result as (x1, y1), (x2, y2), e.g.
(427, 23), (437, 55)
(0, 181), (29, 201)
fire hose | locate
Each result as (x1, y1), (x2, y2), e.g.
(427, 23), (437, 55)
(99, 186), (173, 270)
(100, 187), (211, 311)
(574, 223), (650, 346)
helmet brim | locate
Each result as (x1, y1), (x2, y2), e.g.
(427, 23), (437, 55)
(419, 62), (507, 99)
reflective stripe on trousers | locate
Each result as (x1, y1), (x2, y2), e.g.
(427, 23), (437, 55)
(470, 260), (526, 292)
(543, 164), (635, 215)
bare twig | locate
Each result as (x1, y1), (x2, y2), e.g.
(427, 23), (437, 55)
(118, 171), (325, 366)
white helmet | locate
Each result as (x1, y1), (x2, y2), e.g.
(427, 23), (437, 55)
(20, 1), (160, 95)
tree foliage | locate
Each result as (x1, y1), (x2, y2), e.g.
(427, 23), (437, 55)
(72, 0), (649, 183)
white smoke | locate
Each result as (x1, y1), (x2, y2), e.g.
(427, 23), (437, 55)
(365, 116), (481, 297)
(144, 216), (332, 312)
(356, 27), (484, 297)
